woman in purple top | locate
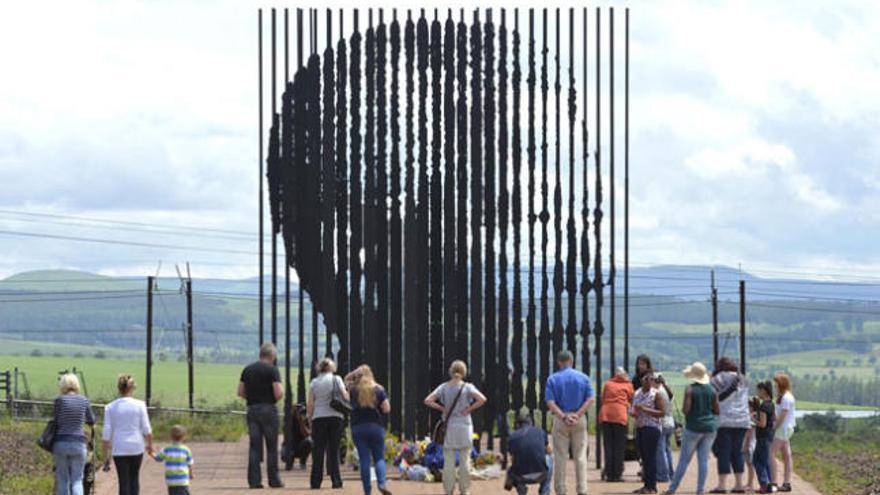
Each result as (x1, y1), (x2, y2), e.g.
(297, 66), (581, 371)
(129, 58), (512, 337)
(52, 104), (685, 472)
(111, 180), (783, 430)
(344, 365), (392, 495)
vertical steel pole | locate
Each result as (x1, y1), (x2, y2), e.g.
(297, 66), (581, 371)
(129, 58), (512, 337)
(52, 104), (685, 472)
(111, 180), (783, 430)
(740, 279), (746, 373)
(296, 8), (307, 404)
(271, 8), (278, 348)
(594, 6), (603, 469)
(258, 9), (265, 347)
(609, 6), (616, 378)
(623, 7), (630, 372)
(145, 275), (153, 408)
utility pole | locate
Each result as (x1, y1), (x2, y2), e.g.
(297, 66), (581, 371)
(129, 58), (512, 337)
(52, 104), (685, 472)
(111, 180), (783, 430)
(175, 263), (195, 411)
(739, 279), (746, 373)
(146, 275), (154, 407)
(711, 270), (718, 367)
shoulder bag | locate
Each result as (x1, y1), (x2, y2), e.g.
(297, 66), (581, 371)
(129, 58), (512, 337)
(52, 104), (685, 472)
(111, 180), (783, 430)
(431, 383), (466, 444)
(330, 375), (352, 415)
(37, 398), (59, 452)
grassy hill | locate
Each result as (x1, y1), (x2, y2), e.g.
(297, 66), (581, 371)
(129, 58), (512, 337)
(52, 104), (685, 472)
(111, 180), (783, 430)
(1, 267), (878, 406)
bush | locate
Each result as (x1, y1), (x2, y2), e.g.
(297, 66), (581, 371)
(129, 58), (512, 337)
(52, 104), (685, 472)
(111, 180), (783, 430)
(93, 350), (107, 359)
(29, 349), (42, 357)
(801, 411), (843, 433)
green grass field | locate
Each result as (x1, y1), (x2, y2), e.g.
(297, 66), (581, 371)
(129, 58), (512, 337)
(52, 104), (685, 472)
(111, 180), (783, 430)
(0, 355), (303, 408)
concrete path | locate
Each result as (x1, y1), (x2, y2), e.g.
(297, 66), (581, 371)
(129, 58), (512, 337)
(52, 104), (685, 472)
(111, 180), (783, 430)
(95, 436), (822, 494)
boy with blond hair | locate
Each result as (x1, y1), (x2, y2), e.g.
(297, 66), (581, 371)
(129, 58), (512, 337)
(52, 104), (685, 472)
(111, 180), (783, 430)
(152, 425), (194, 494)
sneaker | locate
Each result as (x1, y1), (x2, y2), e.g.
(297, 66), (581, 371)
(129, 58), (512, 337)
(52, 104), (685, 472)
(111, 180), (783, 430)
(778, 483), (791, 492)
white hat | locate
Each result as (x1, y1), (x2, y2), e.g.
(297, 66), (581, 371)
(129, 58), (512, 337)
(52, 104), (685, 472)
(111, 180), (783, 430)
(683, 362), (710, 385)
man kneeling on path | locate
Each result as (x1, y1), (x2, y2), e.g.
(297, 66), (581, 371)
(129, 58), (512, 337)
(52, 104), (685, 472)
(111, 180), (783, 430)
(505, 412), (553, 495)
(546, 350), (595, 495)
(238, 343), (285, 489)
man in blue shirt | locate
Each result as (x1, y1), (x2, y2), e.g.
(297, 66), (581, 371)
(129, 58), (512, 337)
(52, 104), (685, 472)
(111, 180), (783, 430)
(505, 413), (553, 495)
(545, 350), (594, 495)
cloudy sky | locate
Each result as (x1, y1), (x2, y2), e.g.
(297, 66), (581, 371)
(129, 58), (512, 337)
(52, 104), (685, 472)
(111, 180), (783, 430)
(1, 0), (878, 281)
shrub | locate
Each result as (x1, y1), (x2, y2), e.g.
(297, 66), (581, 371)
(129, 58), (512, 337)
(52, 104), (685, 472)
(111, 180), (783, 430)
(801, 411), (843, 433)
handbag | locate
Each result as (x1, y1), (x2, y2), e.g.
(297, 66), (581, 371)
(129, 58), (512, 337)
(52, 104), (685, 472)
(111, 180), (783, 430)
(329, 376), (352, 415)
(38, 419), (56, 452)
(432, 383), (466, 444)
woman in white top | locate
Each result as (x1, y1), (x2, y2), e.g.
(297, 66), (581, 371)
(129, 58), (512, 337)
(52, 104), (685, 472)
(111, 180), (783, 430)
(709, 357), (751, 493)
(424, 360), (487, 495)
(307, 358), (349, 489)
(770, 372), (797, 492)
(101, 374), (152, 495)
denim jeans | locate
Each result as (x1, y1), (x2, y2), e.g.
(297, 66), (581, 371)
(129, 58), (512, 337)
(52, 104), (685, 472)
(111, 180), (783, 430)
(636, 427), (660, 490)
(713, 427), (747, 474)
(656, 426), (675, 482)
(752, 436), (772, 486)
(247, 403), (281, 487)
(667, 428), (717, 494)
(113, 454), (143, 495)
(53, 440), (87, 495)
(352, 422), (387, 495)
(311, 416), (344, 488)
(508, 454), (553, 495)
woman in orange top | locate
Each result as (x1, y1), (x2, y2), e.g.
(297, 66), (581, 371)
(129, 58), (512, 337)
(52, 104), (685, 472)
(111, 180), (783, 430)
(599, 366), (635, 482)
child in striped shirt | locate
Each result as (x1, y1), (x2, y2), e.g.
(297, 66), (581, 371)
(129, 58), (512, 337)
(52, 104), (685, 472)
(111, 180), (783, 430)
(152, 425), (194, 494)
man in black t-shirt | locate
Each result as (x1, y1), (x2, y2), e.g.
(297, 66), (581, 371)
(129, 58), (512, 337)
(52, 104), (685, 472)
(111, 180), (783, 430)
(505, 413), (553, 495)
(238, 343), (284, 488)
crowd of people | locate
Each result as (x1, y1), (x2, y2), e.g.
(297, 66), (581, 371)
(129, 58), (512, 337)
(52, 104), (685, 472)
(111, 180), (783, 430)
(599, 355), (798, 494)
(46, 342), (798, 495)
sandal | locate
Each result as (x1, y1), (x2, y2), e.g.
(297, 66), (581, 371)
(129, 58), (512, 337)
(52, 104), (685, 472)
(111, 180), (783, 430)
(778, 483), (792, 492)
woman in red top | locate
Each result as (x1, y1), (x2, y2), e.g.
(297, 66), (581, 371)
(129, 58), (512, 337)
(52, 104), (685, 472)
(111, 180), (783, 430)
(599, 366), (635, 482)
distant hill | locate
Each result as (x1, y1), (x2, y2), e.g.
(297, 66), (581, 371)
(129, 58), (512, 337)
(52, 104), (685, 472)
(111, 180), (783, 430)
(1, 267), (878, 377)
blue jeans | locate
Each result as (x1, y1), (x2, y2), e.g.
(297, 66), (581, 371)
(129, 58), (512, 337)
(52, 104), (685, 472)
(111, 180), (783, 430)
(752, 436), (771, 486)
(352, 423), (387, 495)
(656, 426), (674, 482)
(667, 428), (717, 494)
(713, 427), (747, 474)
(636, 427), (660, 490)
(510, 455), (553, 495)
(53, 440), (86, 495)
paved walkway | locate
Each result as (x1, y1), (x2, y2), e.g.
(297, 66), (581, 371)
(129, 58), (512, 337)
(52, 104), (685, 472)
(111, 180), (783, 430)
(95, 436), (821, 494)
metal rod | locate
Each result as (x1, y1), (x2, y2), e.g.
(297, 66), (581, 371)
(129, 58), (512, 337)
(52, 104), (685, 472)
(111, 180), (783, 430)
(258, 8), (265, 347)
(624, 7), (630, 374)
(296, 7), (306, 404)
(593, 6), (603, 470)
(740, 279), (746, 373)
(609, 6), (615, 377)
(272, 8), (279, 348)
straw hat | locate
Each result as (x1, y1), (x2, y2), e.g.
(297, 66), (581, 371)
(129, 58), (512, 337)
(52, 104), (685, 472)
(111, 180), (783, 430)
(683, 362), (710, 385)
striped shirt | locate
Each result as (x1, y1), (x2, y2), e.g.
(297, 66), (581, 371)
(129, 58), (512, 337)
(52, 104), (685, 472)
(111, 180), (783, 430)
(53, 394), (96, 442)
(155, 443), (193, 487)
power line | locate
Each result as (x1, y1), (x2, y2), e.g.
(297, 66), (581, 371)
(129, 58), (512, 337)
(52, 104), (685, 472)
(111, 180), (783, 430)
(0, 209), (263, 238)
(0, 213), (267, 243)
(0, 230), (266, 256)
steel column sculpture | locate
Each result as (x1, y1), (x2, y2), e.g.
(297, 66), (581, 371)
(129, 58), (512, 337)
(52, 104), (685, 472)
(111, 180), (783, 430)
(263, 8), (629, 443)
